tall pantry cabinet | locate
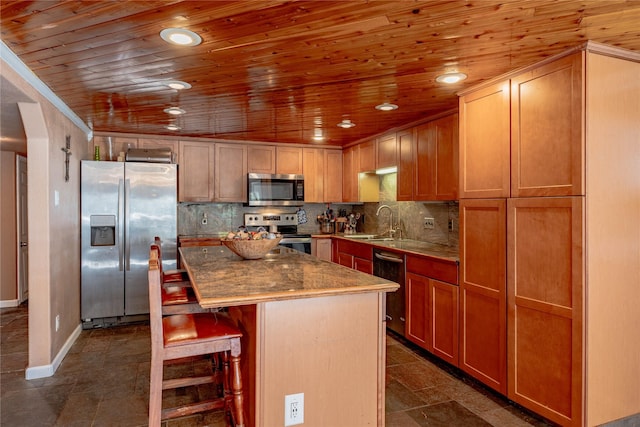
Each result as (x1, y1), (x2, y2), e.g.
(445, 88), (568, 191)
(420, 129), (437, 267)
(458, 42), (640, 427)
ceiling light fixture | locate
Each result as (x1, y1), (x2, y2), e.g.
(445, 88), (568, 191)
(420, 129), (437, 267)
(166, 80), (192, 90)
(312, 128), (325, 142)
(165, 124), (181, 131)
(435, 72), (467, 84)
(337, 119), (356, 129)
(163, 107), (186, 115)
(375, 102), (398, 111)
(160, 28), (202, 46)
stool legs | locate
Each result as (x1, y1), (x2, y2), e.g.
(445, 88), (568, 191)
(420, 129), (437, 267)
(149, 352), (164, 426)
(230, 352), (245, 427)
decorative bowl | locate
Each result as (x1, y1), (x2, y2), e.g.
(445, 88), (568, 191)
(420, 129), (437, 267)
(221, 237), (282, 260)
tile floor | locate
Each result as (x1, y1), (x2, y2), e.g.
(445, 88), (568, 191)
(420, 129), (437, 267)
(1, 303), (555, 426)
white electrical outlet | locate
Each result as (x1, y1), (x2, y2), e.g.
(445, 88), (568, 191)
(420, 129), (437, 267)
(284, 392), (304, 426)
(424, 217), (435, 229)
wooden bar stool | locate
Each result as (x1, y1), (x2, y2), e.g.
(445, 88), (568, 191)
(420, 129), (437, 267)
(148, 248), (245, 426)
(152, 237), (203, 315)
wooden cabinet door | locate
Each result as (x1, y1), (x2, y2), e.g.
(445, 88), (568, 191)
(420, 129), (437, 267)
(396, 128), (415, 201)
(430, 279), (459, 366)
(341, 146), (357, 202)
(138, 138), (179, 163)
(215, 143), (247, 202)
(336, 253), (354, 269)
(354, 257), (372, 274)
(303, 148), (324, 203)
(459, 198), (507, 394)
(414, 121), (436, 200)
(358, 140), (376, 172)
(433, 113), (459, 200)
(414, 113), (459, 201)
(178, 141), (215, 202)
(511, 53), (584, 197)
(459, 81), (511, 198)
(312, 238), (332, 262)
(248, 145), (276, 174)
(276, 146), (303, 175)
(324, 150), (343, 202)
(376, 133), (397, 169)
(507, 196), (583, 426)
(406, 272), (430, 349)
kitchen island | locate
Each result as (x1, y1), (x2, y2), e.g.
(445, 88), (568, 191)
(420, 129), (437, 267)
(179, 246), (399, 427)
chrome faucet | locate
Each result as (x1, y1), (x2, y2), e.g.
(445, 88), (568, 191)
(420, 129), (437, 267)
(376, 204), (396, 238)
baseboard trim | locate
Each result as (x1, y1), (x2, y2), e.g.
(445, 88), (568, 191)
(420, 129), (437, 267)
(25, 323), (82, 380)
(0, 299), (20, 308)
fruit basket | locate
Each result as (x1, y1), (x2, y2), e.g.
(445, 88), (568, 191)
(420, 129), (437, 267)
(221, 236), (282, 260)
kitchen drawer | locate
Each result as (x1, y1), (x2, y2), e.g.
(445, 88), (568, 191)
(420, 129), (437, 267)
(336, 239), (373, 261)
(178, 236), (222, 247)
(406, 255), (458, 285)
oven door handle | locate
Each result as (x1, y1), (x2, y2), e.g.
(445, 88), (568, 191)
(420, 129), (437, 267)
(374, 252), (404, 263)
(280, 238), (312, 244)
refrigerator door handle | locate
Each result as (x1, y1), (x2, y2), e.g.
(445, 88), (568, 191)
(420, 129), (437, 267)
(118, 178), (125, 271)
(124, 178), (131, 271)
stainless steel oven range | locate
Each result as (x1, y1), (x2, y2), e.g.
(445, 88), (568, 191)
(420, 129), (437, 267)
(243, 213), (311, 254)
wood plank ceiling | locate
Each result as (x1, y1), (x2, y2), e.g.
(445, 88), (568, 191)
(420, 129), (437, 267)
(1, 0), (639, 146)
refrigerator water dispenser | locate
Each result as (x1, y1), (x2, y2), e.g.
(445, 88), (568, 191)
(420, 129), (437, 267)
(90, 215), (115, 246)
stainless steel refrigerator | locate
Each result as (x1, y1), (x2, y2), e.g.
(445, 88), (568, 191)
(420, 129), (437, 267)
(81, 161), (177, 328)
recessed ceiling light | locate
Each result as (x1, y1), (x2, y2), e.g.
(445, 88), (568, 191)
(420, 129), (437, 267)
(435, 72), (467, 84)
(312, 128), (325, 141)
(337, 119), (356, 128)
(166, 80), (192, 90)
(163, 107), (186, 115)
(375, 102), (398, 111)
(160, 28), (202, 46)
(165, 124), (181, 131)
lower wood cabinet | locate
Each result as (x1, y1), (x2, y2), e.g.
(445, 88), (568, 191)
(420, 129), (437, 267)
(332, 239), (372, 274)
(311, 237), (332, 261)
(406, 255), (459, 367)
(459, 199), (507, 394)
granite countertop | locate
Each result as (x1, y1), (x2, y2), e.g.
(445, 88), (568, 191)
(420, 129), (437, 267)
(179, 246), (399, 308)
(332, 234), (460, 263)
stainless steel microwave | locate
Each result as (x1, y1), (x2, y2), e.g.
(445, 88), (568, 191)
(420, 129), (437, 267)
(247, 173), (304, 206)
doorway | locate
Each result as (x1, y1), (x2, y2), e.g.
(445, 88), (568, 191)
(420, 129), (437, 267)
(17, 154), (28, 303)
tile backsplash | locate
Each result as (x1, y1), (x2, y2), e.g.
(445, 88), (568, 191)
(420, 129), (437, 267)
(178, 172), (458, 251)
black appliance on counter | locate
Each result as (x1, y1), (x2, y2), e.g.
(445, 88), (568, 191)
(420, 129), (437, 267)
(373, 249), (406, 336)
(244, 213), (311, 254)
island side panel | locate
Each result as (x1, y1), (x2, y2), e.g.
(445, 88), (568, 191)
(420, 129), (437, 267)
(258, 292), (386, 427)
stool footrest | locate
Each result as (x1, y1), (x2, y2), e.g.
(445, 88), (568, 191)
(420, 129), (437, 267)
(161, 398), (226, 420)
(162, 374), (216, 390)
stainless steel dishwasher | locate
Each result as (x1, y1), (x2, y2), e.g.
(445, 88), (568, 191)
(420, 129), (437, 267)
(373, 249), (405, 336)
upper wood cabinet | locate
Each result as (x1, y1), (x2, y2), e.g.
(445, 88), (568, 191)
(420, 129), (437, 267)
(324, 150), (343, 203)
(397, 113), (459, 202)
(179, 141), (215, 202)
(511, 53), (583, 197)
(358, 140), (376, 172)
(342, 146), (358, 202)
(396, 128), (415, 201)
(459, 81), (511, 199)
(460, 52), (584, 199)
(276, 146), (303, 175)
(247, 145), (275, 174)
(214, 143), (247, 202)
(376, 133), (397, 169)
(302, 148), (324, 203)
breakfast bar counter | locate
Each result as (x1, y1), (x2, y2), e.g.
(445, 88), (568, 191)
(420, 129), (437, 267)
(179, 246), (399, 427)
(179, 245), (399, 307)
